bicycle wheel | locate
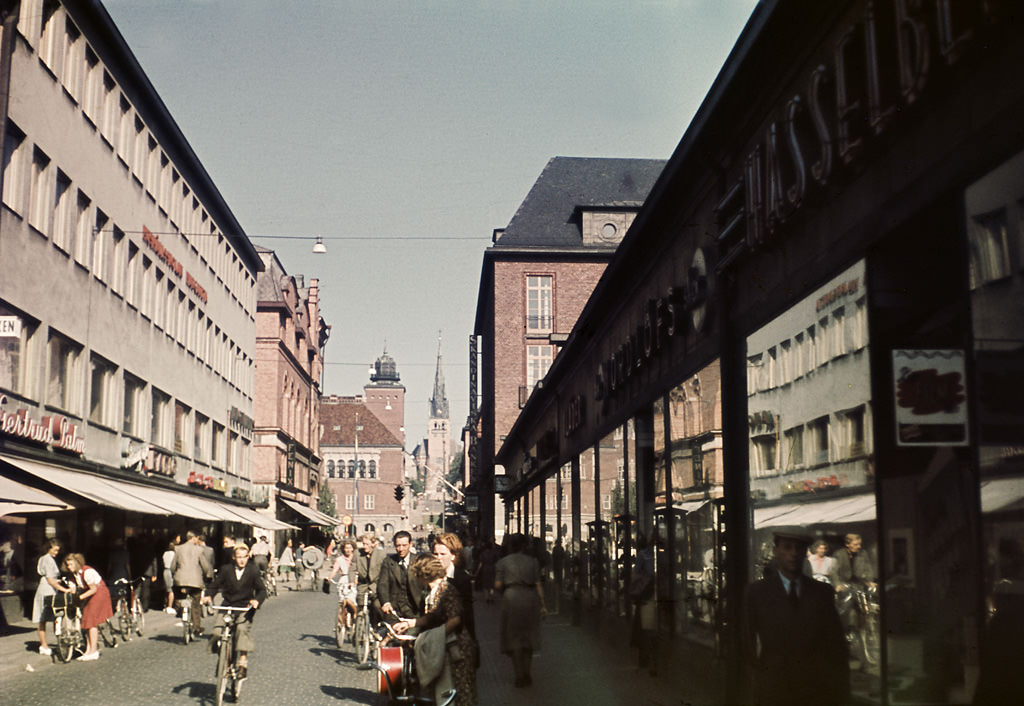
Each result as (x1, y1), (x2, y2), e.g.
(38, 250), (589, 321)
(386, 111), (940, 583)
(98, 619), (118, 648)
(132, 595), (145, 637)
(355, 615), (371, 664)
(55, 616), (75, 663)
(215, 633), (232, 706)
(335, 605), (347, 649)
(861, 616), (881, 666)
(117, 599), (132, 640)
(182, 603), (192, 645)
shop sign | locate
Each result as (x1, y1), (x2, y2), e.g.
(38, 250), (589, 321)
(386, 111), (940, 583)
(717, 1), (997, 263)
(146, 448), (177, 477)
(594, 248), (709, 409)
(893, 349), (968, 446)
(0, 316), (21, 338)
(142, 225), (208, 303)
(229, 406), (254, 438)
(0, 395), (85, 454)
(187, 471), (213, 489)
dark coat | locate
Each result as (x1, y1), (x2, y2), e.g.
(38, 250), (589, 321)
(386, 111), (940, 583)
(742, 573), (849, 706)
(207, 561), (267, 608)
(378, 554), (423, 618)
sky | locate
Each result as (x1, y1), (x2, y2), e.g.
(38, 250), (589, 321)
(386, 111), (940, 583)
(102, 0), (758, 449)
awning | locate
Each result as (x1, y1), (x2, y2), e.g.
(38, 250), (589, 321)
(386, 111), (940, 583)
(217, 502), (297, 530)
(4, 455), (172, 515)
(0, 475), (75, 515)
(753, 493), (876, 530)
(279, 497), (341, 525)
(981, 476), (1024, 514)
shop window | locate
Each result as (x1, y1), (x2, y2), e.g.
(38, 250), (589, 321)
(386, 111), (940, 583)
(526, 275), (552, 332)
(46, 330), (80, 413)
(88, 354), (115, 426)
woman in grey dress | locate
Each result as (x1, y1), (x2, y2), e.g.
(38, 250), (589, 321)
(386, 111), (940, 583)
(494, 533), (547, 687)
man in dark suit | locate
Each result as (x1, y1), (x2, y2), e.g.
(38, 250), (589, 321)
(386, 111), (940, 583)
(203, 544), (266, 679)
(742, 527), (849, 706)
(378, 530), (423, 623)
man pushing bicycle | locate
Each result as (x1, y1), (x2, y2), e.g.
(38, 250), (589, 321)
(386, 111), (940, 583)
(203, 544), (266, 679)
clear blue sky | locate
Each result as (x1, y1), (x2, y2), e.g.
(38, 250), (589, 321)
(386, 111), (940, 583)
(103, 0), (757, 448)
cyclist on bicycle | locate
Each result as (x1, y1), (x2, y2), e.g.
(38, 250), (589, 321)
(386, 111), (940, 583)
(203, 544), (266, 679)
(328, 539), (358, 625)
(250, 536), (271, 575)
(171, 532), (212, 638)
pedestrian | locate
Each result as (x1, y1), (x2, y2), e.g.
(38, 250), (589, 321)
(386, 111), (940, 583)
(393, 554), (478, 705)
(629, 532), (657, 675)
(433, 532), (476, 640)
(162, 539), (177, 614)
(379, 530), (423, 622)
(64, 552), (113, 661)
(476, 541), (498, 603)
(32, 537), (72, 655)
(171, 531), (212, 637)
(250, 535), (271, 574)
(278, 538), (296, 585)
(494, 533), (546, 687)
(742, 526), (848, 706)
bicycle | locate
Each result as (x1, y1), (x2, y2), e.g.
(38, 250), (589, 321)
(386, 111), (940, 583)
(97, 616), (119, 648)
(51, 591), (84, 663)
(352, 589), (381, 664)
(211, 605), (252, 706)
(262, 562), (278, 599)
(176, 587), (202, 645)
(112, 577), (145, 641)
(836, 583), (880, 668)
(330, 576), (356, 649)
(369, 621), (456, 705)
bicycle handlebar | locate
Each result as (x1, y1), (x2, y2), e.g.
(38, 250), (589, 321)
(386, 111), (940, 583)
(210, 605), (252, 612)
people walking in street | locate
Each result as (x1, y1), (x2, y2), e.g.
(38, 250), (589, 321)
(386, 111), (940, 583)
(250, 535), (271, 575)
(162, 539), (177, 614)
(379, 530), (423, 622)
(476, 541), (498, 604)
(742, 527), (848, 706)
(804, 539), (836, 585)
(433, 532), (476, 640)
(278, 539), (296, 586)
(32, 537), (72, 655)
(65, 553), (113, 661)
(203, 543), (266, 680)
(171, 531), (212, 636)
(394, 554), (478, 706)
(494, 533), (546, 687)
(630, 532), (657, 675)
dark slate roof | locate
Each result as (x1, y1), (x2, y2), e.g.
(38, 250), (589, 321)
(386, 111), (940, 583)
(320, 399), (402, 447)
(495, 157), (666, 248)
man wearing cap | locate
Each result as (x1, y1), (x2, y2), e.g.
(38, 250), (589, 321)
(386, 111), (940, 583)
(742, 527), (848, 706)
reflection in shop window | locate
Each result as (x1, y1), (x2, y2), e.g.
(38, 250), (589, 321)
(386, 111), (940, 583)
(967, 207), (1010, 288)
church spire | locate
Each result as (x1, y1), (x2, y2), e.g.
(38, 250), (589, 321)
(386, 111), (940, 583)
(430, 331), (449, 419)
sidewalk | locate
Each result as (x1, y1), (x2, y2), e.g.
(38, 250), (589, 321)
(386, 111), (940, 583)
(473, 596), (687, 706)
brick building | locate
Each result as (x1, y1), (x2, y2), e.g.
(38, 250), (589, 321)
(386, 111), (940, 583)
(252, 247), (335, 542)
(321, 351), (407, 539)
(472, 157), (666, 541)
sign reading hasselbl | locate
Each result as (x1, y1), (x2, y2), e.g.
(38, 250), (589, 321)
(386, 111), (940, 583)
(0, 395), (86, 454)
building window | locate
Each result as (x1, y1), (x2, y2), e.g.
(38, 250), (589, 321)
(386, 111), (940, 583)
(327, 460), (335, 478)
(364, 495), (375, 510)
(211, 422), (224, 466)
(526, 275), (553, 332)
(810, 416), (830, 465)
(602, 494), (611, 511)
(122, 372), (144, 436)
(52, 170), (72, 253)
(174, 402), (190, 455)
(74, 190), (91, 265)
(2, 123), (27, 214)
(29, 148), (52, 235)
(526, 344), (553, 389)
(348, 460), (356, 478)
(88, 354), (115, 426)
(841, 406), (866, 458)
(344, 494), (355, 510)
(151, 387), (170, 447)
(783, 426), (804, 470)
(368, 460), (376, 478)
(752, 436), (777, 476)
(46, 331), (80, 412)
(91, 209), (109, 282)
(0, 308), (37, 396)
(194, 413), (209, 461)
(358, 460), (366, 478)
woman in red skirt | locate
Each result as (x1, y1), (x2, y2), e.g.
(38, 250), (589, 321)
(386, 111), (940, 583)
(65, 553), (113, 661)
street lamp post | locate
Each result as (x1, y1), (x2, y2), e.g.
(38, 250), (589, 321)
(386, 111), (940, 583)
(353, 416), (363, 536)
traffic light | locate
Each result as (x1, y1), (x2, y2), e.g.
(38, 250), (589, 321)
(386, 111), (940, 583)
(394, 484), (405, 501)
